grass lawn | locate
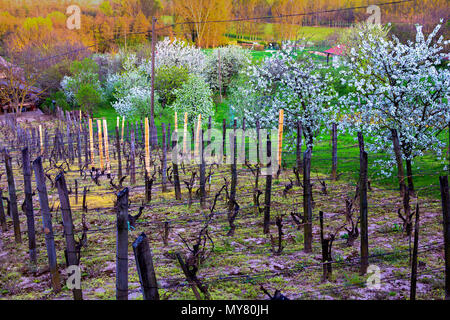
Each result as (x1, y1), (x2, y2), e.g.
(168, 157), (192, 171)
(202, 48), (273, 62)
(283, 130), (448, 199)
(226, 24), (341, 42)
(93, 105), (174, 136)
(296, 26), (341, 42)
(94, 100), (448, 199)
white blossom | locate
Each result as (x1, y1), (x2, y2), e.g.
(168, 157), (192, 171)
(339, 22), (449, 176)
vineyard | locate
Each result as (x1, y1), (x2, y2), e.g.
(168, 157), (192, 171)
(0, 109), (448, 301)
(0, 1), (448, 301)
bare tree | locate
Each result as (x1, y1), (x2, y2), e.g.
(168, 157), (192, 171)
(0, 56), (44, 115)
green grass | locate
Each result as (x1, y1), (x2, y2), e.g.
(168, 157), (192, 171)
(92, 105), (173, 136)
(281, 129), (448, 199)
(226, 24), (341, 42)
(161, 15), (174, 25)
(93, 99), (448, 199)
(202, 48), (273, 62)
(250, 50), (273, 61)
(296, 26), (341, 42)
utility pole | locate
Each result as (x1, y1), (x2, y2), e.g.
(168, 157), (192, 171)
(218, 48), (222, 104)
(150, 17), (157, 147)
(124, 27), (127, 52)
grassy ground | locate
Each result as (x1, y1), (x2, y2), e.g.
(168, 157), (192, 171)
(93, 100), (448, 199)
(226, 24), (340, 43)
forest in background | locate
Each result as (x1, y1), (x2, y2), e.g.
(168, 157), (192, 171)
(0, 0), (448, 108)
(0, 0), (449, 54)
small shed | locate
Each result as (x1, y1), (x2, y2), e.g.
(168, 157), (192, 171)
(323, 45), (347, 67)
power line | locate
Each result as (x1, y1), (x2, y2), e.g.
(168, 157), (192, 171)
(161, 0), (414, 27)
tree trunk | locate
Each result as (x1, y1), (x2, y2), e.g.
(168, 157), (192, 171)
(391, 129), (406, 197)
(406, 159), (415, 195)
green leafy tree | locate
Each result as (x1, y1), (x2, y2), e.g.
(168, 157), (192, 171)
(171, 75), (215, 128)
(61, 58), (104, 112)
(155, 65), (189, 109)
(99, 1), (114, 16)
(204, 45), (251, 95)
(339, 22), (391, 58)
(75, 83), (102, 115)
(131, 11), (151, 44)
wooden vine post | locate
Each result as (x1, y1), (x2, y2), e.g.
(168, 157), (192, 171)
(199, 129), (206, 209)
(144, 117), (150, 174)
(116, 188), (129, 300)
(172, 115), (182, 200)
(296, 121), (303, 184)
(174, 112), (178, 133)
(410, 202), (420, 301)
(144, 118), (152, 203)
(222, 119), (227, 161)
(229, 120), (238, 235)
(331, 122), (338, 180)
(39, 125), (44, 155)
(121, 116), (125, 146)
(303, 147), (312, 253)
(55, 172), (83, 300)
(183, 112), (188, 156)
(195, 114), (202, 160)
(77, 125), (82, 172)
(161, 124), (168, 193)
(0, 190), (6, 232)
(83, 123), (89, 166)
(33, 157), (61, 292)
(67, 124), (74, 163)
(439, 176), (450, 300)
(277, 109), (284, 177)
(97, 119), (104, 172)
(44, 128), (49, 159)
(130, 127), (136, 185)
(21, 147), (37, 265)
(4, 149), (21, 243)
(358, 132), (369, 275)
(103, 119), (111, 176)
(132, 233), (160, 300)
(263, 132), (273, 235)
(79, 110), (82, 132)
(88, 118), (95, 168)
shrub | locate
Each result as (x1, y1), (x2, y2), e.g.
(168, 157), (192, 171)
(155, 37), (206, 76)
(41, 90), (70, 112)
(203, 46), (251, 94)
(111, 53), (150, 101)
(75, 83), (102, 115)
(112, 87), (161, 119)
(155, 65), (189, 109)
(171, 75), (215, 128)
(227, 72), (261, 128)
(37, 60), (72, 95)
(61, 58), (104, 111)
(92, 53), (121, 83)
